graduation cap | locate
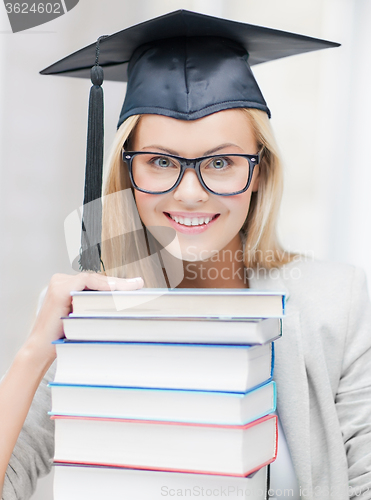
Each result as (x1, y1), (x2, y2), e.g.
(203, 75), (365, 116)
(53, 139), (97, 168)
(40, 10), (340, 272)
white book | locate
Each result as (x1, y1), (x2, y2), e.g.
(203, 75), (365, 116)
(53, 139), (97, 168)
(62, 316), (282, 344)
(49, 380), (276, 425)
(54, 341), (273, 393)
(70, 288), (285, 317)
(52, 414), (277, 476)
(53, 464), (269, 500)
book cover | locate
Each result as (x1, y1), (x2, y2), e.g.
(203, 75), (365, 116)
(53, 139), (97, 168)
(53, 340), (274, 393)
(49, 380), (276, 425)
(70, 288), (286, 317)
(62, 315), (282, 344)
(52, 414), (278, 477)
(53, 463), (270, 500)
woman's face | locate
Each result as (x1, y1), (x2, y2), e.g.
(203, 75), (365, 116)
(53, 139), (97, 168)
(132, 109), (260, 262)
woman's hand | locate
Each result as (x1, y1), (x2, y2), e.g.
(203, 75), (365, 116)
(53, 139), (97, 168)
(25, 273), (144, 369)
(0, 272), (143, 493)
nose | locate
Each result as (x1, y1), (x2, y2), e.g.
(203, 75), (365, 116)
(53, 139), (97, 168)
(173, 168), (209, 203)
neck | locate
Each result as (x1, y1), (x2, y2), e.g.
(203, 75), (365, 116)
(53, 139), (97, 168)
(178, 234), (248, 289)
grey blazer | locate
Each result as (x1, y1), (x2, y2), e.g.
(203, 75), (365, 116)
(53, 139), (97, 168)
(250, 259), (371, 499)
(3, 260), (371, 499)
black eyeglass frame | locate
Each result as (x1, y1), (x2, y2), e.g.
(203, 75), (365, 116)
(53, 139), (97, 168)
(122, 149), (263, 196)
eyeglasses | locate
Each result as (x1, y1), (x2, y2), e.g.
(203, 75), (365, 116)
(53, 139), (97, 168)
(122, 149), (263, 196)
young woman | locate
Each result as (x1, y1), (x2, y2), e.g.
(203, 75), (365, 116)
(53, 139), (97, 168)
(1, 11), (371, 500)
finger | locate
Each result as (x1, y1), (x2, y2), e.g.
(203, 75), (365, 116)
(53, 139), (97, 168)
(108, 277), (144, 291)
(73, 273), (144, 292)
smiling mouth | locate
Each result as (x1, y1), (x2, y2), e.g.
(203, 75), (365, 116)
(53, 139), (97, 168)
(164, 213), (220, 227)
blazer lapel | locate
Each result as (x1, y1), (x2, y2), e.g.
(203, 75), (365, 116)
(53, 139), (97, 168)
(249, 273), (312, 493)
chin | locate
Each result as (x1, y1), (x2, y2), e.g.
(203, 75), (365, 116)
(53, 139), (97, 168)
(179, 245), (222, 263)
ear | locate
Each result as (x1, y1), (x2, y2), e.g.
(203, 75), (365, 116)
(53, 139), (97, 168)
(251, 166), (260, 192)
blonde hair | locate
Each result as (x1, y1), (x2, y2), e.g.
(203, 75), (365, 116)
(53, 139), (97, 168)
(240, 109), (293, 268)
(101, 109), (293, 282)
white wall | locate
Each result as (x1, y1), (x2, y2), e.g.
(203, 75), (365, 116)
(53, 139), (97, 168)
(321, 0), (371, 278)
(0, 1), (369, 498)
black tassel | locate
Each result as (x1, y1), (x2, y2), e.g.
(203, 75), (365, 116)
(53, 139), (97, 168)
(79, 36), (108, 271)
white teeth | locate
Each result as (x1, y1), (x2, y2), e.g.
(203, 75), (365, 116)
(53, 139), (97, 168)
(192, 217), (204, 225)
(169, 214), (214, 226)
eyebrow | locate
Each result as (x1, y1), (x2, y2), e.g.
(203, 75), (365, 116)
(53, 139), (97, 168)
(140, 143), (244, 157)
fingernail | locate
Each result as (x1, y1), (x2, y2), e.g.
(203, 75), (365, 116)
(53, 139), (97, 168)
(126, 277), (142, 282)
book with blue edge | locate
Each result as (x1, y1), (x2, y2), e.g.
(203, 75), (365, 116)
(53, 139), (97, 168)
(62, 315), (282, 344)
(53, 340), (274, 393)
(49, 380), (277, 425)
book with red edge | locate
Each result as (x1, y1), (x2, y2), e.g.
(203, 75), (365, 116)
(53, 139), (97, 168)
(52, 414), (277, 477)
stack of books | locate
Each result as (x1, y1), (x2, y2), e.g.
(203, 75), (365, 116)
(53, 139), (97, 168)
(50, 289), (285, 500)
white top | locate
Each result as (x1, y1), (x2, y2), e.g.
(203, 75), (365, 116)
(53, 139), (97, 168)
(270, 414), (300, 499)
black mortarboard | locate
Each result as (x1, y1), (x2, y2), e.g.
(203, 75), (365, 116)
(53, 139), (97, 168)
(40, 10), (339, 271)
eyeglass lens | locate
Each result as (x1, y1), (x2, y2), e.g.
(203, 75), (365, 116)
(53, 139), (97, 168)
(131, 154), (251, 194)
